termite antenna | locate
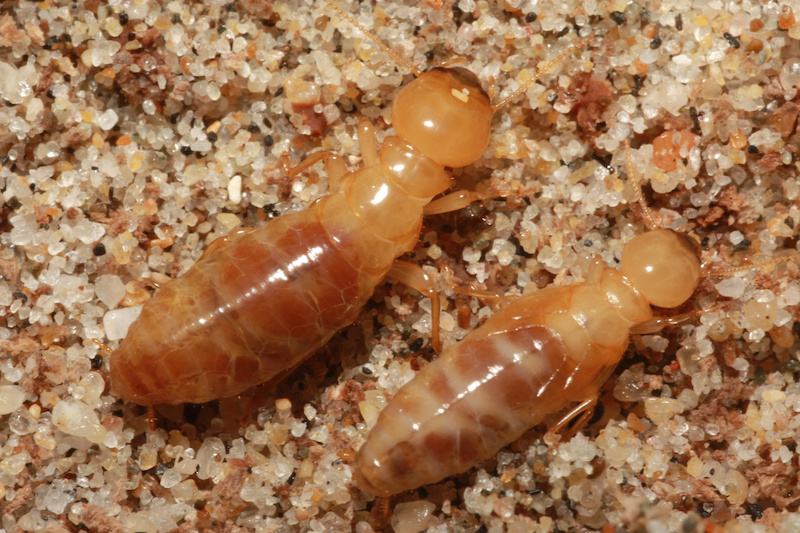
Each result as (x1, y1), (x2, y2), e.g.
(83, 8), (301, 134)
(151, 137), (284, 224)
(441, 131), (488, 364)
(322, 0), (424, 77)
(490, 35), (592, 112)
(622, 139), (800, 277)
(91, 337), (113, 356)
(703, 254), (800, 278)
(622, 138), (659, 231)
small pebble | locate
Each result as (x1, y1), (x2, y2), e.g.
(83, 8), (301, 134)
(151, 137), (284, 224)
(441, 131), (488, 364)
(103, 306), (143, 341)
(391, 501), (438, 533)
(51, 399), (107, 444)
(762, 389), (786, 403)
(644, 397), (684, 425)
(95, 275), (126, 308)
(227, 175), (243, 204)
(715, 277), (745, 298)
(0, 385), (25, 415)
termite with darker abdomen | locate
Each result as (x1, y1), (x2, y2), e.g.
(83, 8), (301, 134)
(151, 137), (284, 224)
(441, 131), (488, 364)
(353, 147), (799, 497)
(108, 1), (588, 405)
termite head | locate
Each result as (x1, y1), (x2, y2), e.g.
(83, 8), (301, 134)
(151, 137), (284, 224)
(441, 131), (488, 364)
(620, 228), (702, 309)
(392, 67), (493, 169)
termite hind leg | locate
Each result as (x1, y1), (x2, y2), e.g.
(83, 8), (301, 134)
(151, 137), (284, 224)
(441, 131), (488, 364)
(546, 395), (599, 443)
(387, 260), (443, 354)
(235, 363), (304, 427)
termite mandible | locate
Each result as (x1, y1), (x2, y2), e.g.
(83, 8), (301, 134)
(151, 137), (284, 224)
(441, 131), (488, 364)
(108, 0), (590, 405)
(353, 144), (800, 497)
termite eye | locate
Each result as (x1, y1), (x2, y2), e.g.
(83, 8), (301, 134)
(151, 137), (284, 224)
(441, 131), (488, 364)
(620, 228), (701, 308)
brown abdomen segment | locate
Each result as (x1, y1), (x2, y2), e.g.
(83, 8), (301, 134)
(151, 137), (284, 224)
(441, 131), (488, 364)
(354, 323), (615, 497)
(110, 208), (383, 405)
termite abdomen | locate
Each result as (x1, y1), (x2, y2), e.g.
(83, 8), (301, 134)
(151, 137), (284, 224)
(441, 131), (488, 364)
(111, 211), (379, 405)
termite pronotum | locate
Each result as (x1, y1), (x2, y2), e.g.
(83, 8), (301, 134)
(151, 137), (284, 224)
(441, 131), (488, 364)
(108, 1), (590, 405)
(353, 144), (800, 497)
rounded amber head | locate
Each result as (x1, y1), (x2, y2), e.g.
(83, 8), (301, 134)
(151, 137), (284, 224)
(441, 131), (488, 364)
(392, 68), (493, 168)
(620, 228), (702, 308)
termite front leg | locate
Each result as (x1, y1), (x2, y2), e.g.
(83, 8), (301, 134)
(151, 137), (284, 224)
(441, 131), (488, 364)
(357, 119), (380, 169)
(282, 150), (349, 193)
(281, 119), (380, 194)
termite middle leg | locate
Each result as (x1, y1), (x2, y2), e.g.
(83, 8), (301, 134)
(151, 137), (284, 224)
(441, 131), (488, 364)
(387, 260), (443, 353)
(423, 190), (490, 216)
(630, 311), (697, 335)
(440, 264), (516, 310)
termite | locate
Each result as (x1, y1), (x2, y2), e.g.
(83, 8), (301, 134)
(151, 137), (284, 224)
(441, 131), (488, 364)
(353, 144), (800, 497)
(108, 1), (589, 405)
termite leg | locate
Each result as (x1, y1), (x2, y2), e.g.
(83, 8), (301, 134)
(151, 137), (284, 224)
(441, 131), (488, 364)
(423, 190), (489, 216)
(91, 337), (113, 355)
(201, 227), (253, 259)
(703, 254), (800, 278)
(317, 120), (377, 192)
(321, 0), (423, 78)
(430, 56), (467, 69)
(585, 255), (605, 284)
(630, 253), (800, 336)
(282, 150), (333, 176)
(236, 357), (312, 427)
(145, 406), (157, 432)
(630, 312), (697, 335)
(282, 150), (349, 192)
(450, 285), (508, 307)
(357, 119), (380, 169)
(93, 339), (158, 429)
(143, 272), (171, 290)
(486, 75), (497, 103)
(547, 395), (599, 439)
(622, 139), (660, 230)
(449, 282), (510, 310)
(441, 264), (516, 310)
(386, 260), (442, 354)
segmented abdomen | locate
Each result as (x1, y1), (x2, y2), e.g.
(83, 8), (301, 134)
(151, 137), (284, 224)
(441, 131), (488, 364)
(110, 141), (442, 405)
(110, 205), (385, 405)
(354, 283), (624, 496)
